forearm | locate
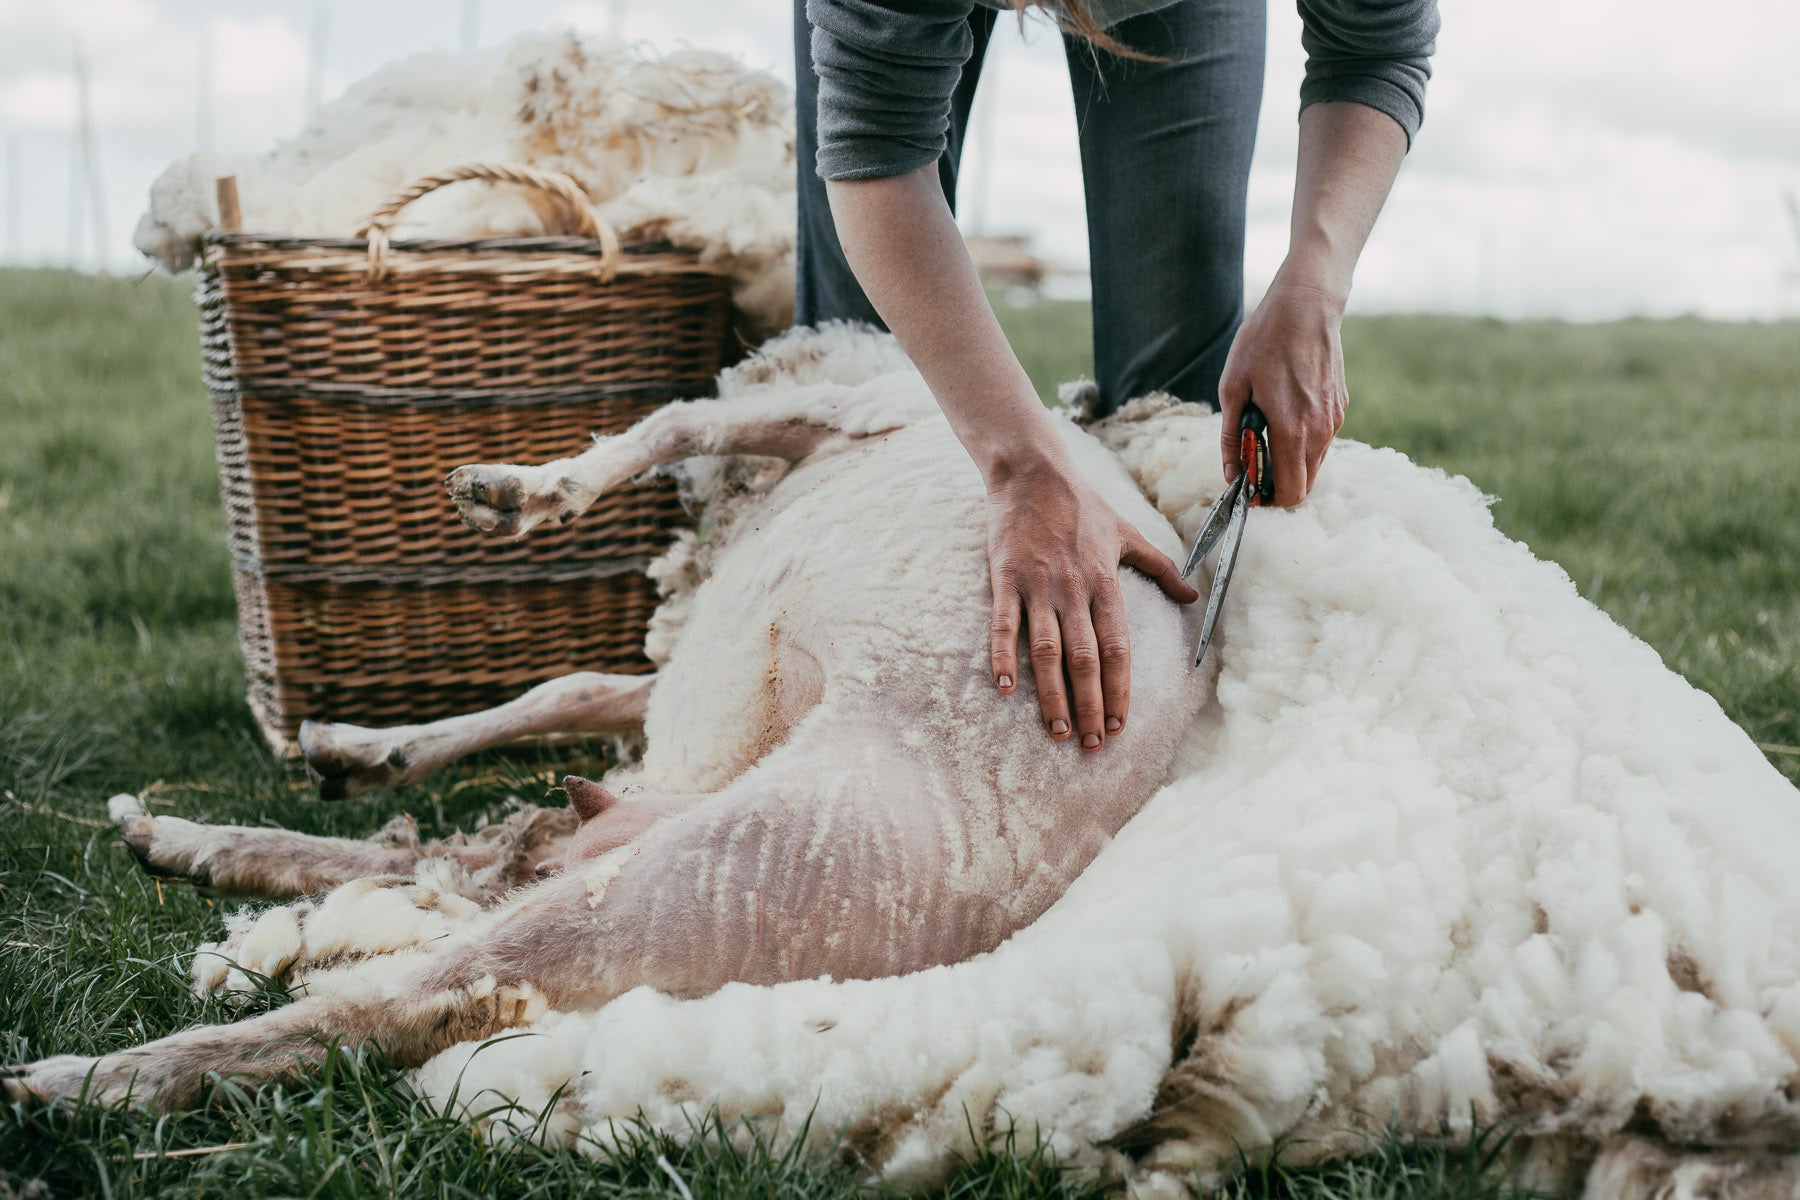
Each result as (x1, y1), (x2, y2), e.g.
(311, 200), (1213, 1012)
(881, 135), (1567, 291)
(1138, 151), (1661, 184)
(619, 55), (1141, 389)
(1279, 101), (1409, 305)
(825, 166), (1066, 483)
(1220, 101), (1408, 505)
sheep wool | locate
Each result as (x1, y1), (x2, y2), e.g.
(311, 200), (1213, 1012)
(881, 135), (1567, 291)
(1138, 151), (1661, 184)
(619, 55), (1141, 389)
(135, 32), (796, 336)
(402, 359), (1800, 1196)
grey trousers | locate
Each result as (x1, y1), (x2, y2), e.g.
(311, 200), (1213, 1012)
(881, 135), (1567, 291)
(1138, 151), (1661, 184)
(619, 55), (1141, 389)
(793, 0), (1266, 416)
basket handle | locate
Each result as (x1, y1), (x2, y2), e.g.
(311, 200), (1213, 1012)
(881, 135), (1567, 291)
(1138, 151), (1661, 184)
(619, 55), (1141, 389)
(356, 162), (621, 282)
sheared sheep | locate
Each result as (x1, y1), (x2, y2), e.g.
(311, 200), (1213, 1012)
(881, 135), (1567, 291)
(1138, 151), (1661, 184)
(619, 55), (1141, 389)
(10, 325), (1800, 1200)
(2, 321), (1202, 1104)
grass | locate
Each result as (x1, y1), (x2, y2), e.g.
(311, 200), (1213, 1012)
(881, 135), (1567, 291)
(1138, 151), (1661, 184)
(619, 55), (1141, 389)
(1, 267), (1794, 1196)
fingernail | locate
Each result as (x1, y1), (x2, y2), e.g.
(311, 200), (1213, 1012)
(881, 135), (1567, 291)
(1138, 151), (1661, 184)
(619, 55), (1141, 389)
(1105, 716), (1122, 733)
(1050, 719), (1069, 736)
(997, 674), (1013, 690)
(1081, 733), (1100, 749)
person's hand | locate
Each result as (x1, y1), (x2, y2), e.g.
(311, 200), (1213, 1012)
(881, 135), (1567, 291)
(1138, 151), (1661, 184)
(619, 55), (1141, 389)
(984, 453), (1199, 752)
(1218, 275), (1349, 507)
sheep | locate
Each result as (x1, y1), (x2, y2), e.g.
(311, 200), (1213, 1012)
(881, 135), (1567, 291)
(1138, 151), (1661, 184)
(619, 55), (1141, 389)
(2, 320), (1205, 1107)
(10, 324), (1800, 1200)
(135, 31), (796, 339)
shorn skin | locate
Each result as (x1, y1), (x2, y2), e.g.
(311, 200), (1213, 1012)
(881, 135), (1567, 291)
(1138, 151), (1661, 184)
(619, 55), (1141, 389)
(3, 325), (1204, 1110)
(12, 327), (1800, 1199)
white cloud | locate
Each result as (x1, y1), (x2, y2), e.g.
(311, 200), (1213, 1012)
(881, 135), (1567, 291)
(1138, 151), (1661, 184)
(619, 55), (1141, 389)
(0, 0), (157, 44)
(0, 71), (77, 131)
(212, 15), (309, 101)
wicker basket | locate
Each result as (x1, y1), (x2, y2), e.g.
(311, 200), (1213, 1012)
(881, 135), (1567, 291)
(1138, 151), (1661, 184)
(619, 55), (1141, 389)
(198, 163), (733, 750)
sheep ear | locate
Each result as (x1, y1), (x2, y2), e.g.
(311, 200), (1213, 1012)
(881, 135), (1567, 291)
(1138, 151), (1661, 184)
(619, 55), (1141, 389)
(564, 775), (619, 822)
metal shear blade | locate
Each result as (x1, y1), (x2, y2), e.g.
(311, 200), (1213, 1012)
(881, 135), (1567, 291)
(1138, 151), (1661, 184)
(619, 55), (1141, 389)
(1179, 401), (1270, 668)
(1180, 474), (1245, 579)
(1192, 482), (1250, 666)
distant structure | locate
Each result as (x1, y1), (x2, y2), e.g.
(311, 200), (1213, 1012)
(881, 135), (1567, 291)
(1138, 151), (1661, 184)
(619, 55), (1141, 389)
(1785, 189), (1800, 316)
(306, 4), (332, 116)
(461, 0), (480, 53)
(966, 233), (1048, 293)
(197, 25), (214, 152)
(70, 37), (108, 272)
(4, 136), (20, 263)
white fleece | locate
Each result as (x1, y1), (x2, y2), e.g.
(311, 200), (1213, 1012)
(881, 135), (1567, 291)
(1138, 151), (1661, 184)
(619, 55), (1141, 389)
(135, 32), (794, 336)
(401, 369), (1800, 1195)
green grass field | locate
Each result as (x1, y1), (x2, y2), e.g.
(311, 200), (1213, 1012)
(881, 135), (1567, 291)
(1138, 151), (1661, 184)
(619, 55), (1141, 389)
(1, 268), (1795, 1197)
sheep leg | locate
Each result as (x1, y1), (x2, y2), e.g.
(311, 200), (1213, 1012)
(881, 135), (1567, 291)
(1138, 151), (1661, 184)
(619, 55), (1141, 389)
(183, 783), (712, 1001)
(300, 671), (655, 799)
(9, 729), (960, 1112)
(445, 381), (885, 537)
(0, 878), (591, 1109)
(0, 866), (699, 1110)
(110, 794), (576, 901)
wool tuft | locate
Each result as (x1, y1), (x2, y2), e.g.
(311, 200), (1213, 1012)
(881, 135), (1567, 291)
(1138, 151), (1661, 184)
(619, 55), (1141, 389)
(136, 33), (796, 336)
(160, 327), (1800, 1195)
(399, 344), (1800, 1196)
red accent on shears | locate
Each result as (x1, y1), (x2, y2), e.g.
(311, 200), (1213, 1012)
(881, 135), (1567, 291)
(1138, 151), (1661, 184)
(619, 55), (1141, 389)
(1239, 428), (1261, 505)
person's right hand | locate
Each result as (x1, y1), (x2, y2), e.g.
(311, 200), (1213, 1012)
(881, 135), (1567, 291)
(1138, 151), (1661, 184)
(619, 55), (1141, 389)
(984, 453), (1198, 753)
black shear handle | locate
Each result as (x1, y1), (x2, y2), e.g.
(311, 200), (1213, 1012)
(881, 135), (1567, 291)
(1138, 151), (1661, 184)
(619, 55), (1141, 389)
(1238, 400), (1274, 507)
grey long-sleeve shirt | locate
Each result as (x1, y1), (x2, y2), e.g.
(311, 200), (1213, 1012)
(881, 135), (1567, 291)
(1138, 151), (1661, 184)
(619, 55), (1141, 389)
(808, 0), (1439, 181)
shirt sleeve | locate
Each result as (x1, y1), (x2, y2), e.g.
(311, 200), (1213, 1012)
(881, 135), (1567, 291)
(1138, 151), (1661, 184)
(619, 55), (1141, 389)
(1296, 0), (1441, 147)
(807, 0), (978, 181)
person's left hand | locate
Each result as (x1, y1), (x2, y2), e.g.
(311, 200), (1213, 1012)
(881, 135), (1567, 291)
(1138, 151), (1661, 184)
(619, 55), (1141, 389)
(1217, 274), (1349, 507)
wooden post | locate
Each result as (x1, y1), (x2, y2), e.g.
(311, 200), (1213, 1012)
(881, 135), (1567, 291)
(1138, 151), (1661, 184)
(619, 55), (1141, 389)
(1785, 189), (1800, 318)
(197, 24), (215, 152)
(460, 0), (478, 52)
(4, 136), (20, 263)
(215, 176), (242, 233)
(72, 36), (108, 272)
(306, 3), (331, 116)
(65, 133), (81, 264)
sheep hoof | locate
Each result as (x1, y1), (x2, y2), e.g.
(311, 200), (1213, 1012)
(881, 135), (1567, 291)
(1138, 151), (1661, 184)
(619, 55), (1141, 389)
(113, 801), (213, 888)
(445, 463), (582, 539)
(2, 1055), (142, 1108)
(300, 720), (428, 799)
(0, 1061), (52, 1104)
(445, 465), (525, 511)
(445, 465), (540, 538)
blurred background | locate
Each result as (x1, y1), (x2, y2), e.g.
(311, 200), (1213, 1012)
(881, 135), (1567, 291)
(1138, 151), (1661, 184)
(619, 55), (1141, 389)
(3, 0), (1798, 318)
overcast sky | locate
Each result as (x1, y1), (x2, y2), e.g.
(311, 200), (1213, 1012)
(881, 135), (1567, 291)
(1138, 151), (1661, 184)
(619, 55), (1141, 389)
(2, 0), (1797, 319)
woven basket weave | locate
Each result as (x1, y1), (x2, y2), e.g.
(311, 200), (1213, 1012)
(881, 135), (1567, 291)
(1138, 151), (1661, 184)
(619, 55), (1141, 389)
(198, 163), (731, 750)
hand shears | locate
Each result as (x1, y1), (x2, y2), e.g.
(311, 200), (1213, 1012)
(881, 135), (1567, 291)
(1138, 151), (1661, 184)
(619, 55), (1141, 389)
(1180, 400), (1273, 667)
